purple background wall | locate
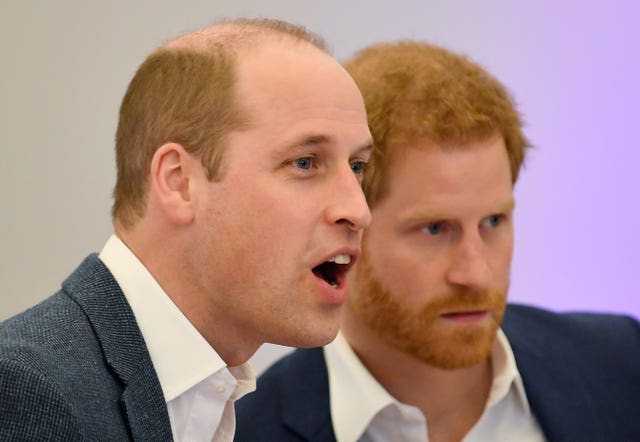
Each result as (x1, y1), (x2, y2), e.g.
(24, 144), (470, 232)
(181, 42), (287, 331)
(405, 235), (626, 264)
(472, 3), (639, 318)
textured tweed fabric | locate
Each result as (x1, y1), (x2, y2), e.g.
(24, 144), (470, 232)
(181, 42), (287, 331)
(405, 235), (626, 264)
(0, 255), (172, 441)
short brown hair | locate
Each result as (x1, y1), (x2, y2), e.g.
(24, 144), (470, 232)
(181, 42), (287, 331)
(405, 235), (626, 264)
(112, 18), (328, 228)
(343, 41), (530, 206)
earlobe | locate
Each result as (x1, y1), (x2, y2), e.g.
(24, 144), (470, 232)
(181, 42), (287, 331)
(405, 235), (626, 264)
(149, 142), (197, 225)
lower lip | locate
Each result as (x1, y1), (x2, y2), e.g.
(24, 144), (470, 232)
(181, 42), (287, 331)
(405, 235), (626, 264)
(312, 275), (347, 305)
(440, 311), (488, 324)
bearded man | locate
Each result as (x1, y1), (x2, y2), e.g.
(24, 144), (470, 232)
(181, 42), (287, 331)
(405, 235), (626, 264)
(235, 41), (640, 442)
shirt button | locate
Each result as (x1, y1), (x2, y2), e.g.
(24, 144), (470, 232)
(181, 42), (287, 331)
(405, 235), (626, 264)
(214, 384), (226, 394)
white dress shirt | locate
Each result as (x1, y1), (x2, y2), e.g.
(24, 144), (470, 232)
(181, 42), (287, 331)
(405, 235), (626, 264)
(325, 330), (545, 442)
(99, 235), (256, 442)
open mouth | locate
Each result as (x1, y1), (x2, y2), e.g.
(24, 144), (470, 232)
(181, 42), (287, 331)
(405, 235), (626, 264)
(312, 254), (352, 288)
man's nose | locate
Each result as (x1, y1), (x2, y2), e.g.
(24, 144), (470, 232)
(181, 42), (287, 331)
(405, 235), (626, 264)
(446, 232), (492, 291)
(325, 168), (372, 232)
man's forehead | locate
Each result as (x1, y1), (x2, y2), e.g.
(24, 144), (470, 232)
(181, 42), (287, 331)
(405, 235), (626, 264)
(235, 47), (365, 121)
(235, 40), (330, 79)
(374, 138), (513, 205)
(381, 135), (509, 176)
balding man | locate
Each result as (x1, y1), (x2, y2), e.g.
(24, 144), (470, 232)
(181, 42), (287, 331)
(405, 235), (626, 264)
(0, 18), (372, 441)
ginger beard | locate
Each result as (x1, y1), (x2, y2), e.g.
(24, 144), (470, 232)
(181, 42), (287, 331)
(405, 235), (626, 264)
(348, 249), (507, 370)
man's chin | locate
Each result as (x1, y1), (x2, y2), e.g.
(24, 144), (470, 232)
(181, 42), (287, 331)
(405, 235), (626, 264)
(285, 320), (341, 348)
(422, 344), (493, 370)
(396, 326), (498, 370)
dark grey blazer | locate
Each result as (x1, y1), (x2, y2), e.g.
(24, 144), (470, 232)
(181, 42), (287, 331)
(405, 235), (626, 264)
(0, 255), (173, 441)
(235, 305), (640, 442)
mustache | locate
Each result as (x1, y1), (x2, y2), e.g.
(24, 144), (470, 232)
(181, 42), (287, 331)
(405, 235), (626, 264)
(422, 289), (503, 314)
(360, 285), (505, 320)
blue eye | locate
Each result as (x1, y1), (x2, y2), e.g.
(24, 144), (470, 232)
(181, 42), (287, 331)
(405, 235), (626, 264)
(350, 161), (367, 175)
(482, 215), (503, 228)
(293, 158), (313, 170)
(424, 222), (443, 235)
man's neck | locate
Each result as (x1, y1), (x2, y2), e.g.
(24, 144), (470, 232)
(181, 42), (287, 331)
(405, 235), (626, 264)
(114, 228), (261, 366)
(342, 317), (493, 442)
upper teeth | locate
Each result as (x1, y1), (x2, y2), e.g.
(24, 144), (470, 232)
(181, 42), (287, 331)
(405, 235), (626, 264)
(328, 254), (350, 265)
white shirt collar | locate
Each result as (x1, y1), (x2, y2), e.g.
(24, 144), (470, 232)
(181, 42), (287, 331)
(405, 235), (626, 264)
(325, 332), (395, 442)
(325, 329), (531, 442)
(488, 329), (531, 414)
(99, 234), (236, 400)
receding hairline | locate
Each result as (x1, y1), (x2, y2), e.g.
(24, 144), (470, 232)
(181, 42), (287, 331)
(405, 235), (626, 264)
(161, 18), (329, 55)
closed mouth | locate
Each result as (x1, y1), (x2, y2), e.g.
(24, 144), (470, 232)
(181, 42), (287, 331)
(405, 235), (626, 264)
(440, 310), (488, 320)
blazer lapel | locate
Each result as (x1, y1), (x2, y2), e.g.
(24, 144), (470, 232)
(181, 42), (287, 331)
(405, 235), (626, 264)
(119, 366), (173, 441)
(280, 348), (337, 442)
(63, 255), (173, 441)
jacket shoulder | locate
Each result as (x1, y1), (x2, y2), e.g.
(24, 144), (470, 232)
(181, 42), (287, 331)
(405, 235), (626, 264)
(503, 304), (640, 440)
(0, 290), (97, 440)
(503, 303), (640, 354)
(0, 357), (87, 440)
(0, 254), (153, 441)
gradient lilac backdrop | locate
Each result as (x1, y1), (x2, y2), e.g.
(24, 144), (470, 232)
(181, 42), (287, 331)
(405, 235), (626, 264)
(1, 1), (638, 371)
(483, 2), (640, 318)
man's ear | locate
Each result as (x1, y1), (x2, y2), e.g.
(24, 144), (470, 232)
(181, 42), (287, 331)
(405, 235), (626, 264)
(149, 142), (199, 225)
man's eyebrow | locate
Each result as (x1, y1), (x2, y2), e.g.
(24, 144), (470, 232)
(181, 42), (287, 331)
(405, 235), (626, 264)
(289, 134), (331, 149)
(401, 198), (516, 224)
(401, 209), (452, 224)
(277, 134), (373, 155)
(355, 139), (374, 156)
(499, 198), (516, 213)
